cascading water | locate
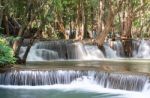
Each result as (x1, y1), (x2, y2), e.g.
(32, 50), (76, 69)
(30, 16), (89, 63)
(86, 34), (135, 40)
(113, 40), (125, 57)
(19, 41), (104, 61)
(133, 40), (150, 58)
(12, 39), (150, 98)
(104, 39), (150, 59)
(0, 70), (149, 92)
(103, 40), (124, 58)
(19, 39), (150, 61)
(103, 44), (118, 58)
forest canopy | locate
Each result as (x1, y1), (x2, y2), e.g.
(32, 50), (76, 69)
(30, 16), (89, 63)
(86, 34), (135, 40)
(0, 0), (149, 40)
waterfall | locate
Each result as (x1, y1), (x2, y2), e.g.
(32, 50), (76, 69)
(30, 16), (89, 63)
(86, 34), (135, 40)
(19, 40), (104, 61)
(103, 40), (123, 58)
(19, 39), (150, 60)
(103, 40), (124, 58)
(0, 70), (149, 92)
(84, 45), (104, 59)
(103, 44), (118, 58)
(133, 40), (150, 58)
(113, 40), (125, 57)
(104, 39), (150, 59)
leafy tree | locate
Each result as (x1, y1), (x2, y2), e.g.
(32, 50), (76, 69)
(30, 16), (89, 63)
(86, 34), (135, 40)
(0, 36), (16, 66)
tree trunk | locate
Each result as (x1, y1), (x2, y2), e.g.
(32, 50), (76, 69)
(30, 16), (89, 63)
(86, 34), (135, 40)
(80, 0), (85, 40)
(0, 7), (3, 27)
(0, 0), (3, 27)
(75, 1), (80, 40)
(75, 0), (85, 40)
(96, 18), (114, 46)
(96, 1), (115, 46)
(56, 11), (69, 39)
(13, 27), (25, 59)
(91, 6), (94, 36)
(3, 15), (9, 35)
(84, 4), (88, 38)
(97, 0), (104, 35)
(58, 21), (69, 39)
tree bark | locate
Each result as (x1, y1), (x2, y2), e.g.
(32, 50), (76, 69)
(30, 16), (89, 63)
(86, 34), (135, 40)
(75, 0), (85, 40)
(84, 1), (88, 38)
(96, 0), (124, 46)
(96, 1), (115, 46)
(56, 11), (69, 39)
(3, 15), (9, 35)
(97, 0), (104, 35)
(0, 6), (3, 27)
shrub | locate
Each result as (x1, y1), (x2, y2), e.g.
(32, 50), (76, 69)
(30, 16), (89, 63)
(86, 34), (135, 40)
(0, 37), (16, 66)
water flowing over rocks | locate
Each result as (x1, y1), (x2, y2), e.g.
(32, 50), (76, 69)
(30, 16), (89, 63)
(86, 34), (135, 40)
(0, 70), (149, 92)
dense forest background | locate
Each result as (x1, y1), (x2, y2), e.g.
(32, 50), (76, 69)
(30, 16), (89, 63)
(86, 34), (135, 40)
(0, 0), (150, 64)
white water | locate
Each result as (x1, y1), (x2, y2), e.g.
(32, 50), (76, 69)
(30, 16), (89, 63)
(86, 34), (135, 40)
(19, 39), (150, 61)
(0, 76), (149, 98)
(133, 40), (150, 58)
(84, 45), (104, 60)
(104, 40), (124, 58)
(103, 44), (118, 58)
(19, 41), (104, 61)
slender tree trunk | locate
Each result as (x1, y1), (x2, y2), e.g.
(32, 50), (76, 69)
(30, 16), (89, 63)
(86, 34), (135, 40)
(84, 1), (88, 39)
(0, 0), (3, 27)
(80, 0), (85, 40)
(91, 6), (94, 35)
(75, 1), (80, 39)
(59, 22), (68, 39)
(57, 13), (69, 39)
(69, 16), (72, 39)
(75, 0), (85, 40)
(0, 7), (3, 27)
(118, 13), (122, 34)
(1, 0), (9, 35)
(140, 0), (144, 37)
(97, 0), (104, 36)
(3, 15), (9, 35)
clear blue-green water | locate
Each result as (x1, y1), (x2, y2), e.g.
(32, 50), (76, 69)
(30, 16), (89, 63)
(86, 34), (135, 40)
(0, 88), (123, 98)
(0, 84), (149, 98)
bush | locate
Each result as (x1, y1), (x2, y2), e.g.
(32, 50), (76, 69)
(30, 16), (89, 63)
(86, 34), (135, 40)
(0, 37), (16, 66)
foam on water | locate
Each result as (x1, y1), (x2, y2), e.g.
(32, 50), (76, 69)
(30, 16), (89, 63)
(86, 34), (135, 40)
(0, 76), (149, 98)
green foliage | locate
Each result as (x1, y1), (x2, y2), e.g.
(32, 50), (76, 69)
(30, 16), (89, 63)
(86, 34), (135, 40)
(1, 0), (150, 39)
(0, 37), (16, 66)
(0, 27), (4, 34)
